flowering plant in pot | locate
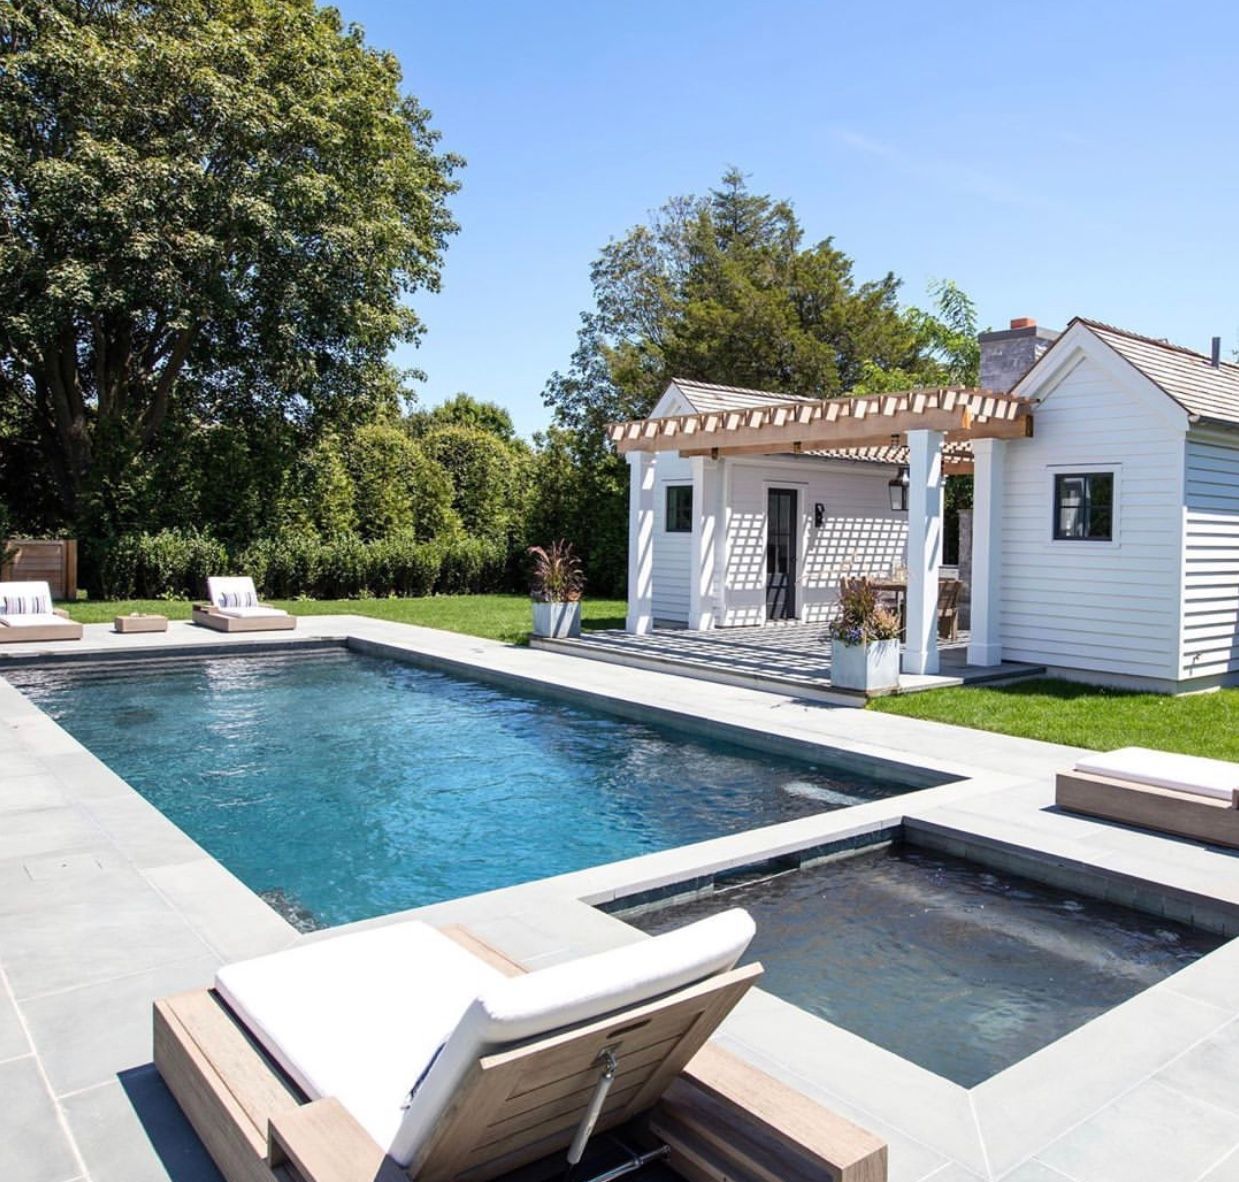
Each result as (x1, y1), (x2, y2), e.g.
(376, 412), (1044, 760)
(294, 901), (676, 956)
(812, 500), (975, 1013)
(528, 541), (585, 638)
(829, 577), (901, 692)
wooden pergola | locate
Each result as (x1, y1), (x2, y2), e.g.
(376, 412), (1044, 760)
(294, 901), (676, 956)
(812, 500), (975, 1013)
(613, 386), (1035, 679)
(607, 387), (1034, 464)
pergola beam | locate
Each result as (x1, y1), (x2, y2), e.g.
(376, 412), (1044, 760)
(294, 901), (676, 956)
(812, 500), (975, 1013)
(609, 388), (1033, 458)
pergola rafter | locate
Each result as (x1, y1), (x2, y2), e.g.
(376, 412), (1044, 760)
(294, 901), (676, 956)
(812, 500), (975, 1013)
(607, 387), (1034, 459)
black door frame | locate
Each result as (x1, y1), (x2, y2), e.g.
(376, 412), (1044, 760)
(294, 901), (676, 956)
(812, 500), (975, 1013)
(765, 487), (798, 620)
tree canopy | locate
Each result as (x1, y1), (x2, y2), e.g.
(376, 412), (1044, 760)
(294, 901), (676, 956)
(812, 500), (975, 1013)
(544, 169), (978, 440)
(0, 0), (461, 527)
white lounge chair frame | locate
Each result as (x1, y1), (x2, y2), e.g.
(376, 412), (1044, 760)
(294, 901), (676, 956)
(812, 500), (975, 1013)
(154, 925), (886, 1182)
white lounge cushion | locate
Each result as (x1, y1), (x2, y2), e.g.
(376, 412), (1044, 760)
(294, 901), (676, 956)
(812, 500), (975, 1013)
(0, 581), (53, 616)
(1075, 747), (1239, 802)
(215, 922), (504, 1157)
(0, 612), (65, 628)
(217, 909), (755, 1168)
(216, 605), (288, 619)
(389, 908), (755, 1166)
(206, 576), (261, 610)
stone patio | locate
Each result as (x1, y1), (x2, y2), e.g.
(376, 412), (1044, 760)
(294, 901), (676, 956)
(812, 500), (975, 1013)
(3, 618), (1239, 1182)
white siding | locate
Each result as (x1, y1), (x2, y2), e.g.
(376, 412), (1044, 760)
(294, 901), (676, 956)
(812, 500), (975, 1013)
(722, 457), (907, 626)
(1181, 435), (1239, 678)
(1000, 356), (1185, 680)
(650, 451), (692, 624)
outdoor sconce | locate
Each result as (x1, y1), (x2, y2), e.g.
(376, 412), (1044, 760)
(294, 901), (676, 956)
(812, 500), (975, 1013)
(888, 466), (909, 512)
(814, 502), (826, 528)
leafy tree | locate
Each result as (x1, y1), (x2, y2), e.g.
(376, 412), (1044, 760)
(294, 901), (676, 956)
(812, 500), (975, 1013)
(345, 423), (455, 541)
(0, 0), (461, 528)
(410, 392), (516, 441)
(288, 432), (357, 538)
(852, 280), (980, 393)
(421, 424), (529, 545)
(543, 169), (930, 439)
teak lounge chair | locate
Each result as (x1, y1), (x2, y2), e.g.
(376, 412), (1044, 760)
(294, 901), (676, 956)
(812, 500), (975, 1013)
(193, 577), (296, 633)
(155, 912), (887, 1182)
(0, 580), (82, 643)
(1056, 746), (1239, 849)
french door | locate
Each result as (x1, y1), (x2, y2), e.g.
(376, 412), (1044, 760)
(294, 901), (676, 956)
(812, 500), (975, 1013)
(766, 488), (798, 620)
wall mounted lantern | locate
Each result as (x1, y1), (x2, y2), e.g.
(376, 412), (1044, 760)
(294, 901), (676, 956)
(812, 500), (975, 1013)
(888, 466), (909, 512)
(814, 502), (826, 528)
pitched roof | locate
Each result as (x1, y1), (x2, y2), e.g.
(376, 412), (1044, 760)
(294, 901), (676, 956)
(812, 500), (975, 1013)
(669, 378), (819, 414)
(1074, 318), (1239, 427)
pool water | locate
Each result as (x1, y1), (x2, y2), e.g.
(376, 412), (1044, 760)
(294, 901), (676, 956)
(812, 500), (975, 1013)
(622, 842), (1225, 1086)
(8, 648), (924, 927)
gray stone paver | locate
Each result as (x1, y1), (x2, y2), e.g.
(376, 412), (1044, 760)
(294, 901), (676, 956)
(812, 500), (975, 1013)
(1035, 1079), (1239, 1182)
(3, 617), (1239, 1181)
(0, 1056), (83, 1182)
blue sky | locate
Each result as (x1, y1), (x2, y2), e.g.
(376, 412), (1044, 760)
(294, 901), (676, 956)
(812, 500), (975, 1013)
(340, 1), (1239, 438)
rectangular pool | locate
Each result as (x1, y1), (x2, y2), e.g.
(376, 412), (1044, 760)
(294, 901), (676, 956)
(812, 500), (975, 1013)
(616, 840), (1225, 1086)
(5, 647), (936, 928)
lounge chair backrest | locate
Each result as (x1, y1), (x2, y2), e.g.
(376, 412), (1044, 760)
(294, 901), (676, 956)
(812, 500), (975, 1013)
(394, 908), (756, 1173)
(0, 581), (53, 615)
(206, 576), (260, 610)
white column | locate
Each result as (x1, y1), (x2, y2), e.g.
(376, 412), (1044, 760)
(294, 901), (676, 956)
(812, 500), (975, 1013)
(713, 457), (729, 625)
(626, 451), (655, 635)
(689, 457), (717, 630)
(903, 429), (944, 676)
(967, 438), (1006, 667)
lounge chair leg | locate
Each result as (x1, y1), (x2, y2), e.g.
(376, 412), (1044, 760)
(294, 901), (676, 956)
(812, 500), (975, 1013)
(567, 1049), (618, 1172)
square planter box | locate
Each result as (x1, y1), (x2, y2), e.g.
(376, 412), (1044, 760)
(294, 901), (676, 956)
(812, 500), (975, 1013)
(532, 601), (581, 639)
(830, 638), (900, 693)
(114, 613), (168, 634)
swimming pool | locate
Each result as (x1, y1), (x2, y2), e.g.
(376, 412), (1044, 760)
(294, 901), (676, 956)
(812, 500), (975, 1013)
(618, 840), (1225, 1086)
(7, 647), (930, 927)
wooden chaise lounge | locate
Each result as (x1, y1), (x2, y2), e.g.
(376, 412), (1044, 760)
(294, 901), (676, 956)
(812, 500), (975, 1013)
(0, 580), (82, 643)
(193, 576), (297, 634)
(155, 912), (886, 1182)
(1056, 746), (1239, 848)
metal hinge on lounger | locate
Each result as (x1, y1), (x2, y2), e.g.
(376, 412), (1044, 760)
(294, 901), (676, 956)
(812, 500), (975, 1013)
(564, 1049), (670, 1182)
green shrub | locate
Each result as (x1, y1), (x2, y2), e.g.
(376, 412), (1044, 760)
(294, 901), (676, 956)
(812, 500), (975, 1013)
(239, 531), (322, 599)
(317, 534), (371, 598)
(435, 536), (506, 595)
(99, 529), (228, 599)
(369, 532), (440, 597)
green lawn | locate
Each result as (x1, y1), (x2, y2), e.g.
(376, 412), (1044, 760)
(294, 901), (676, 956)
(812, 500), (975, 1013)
(65, 594), (627, 646)
(869, 678), (1239, 761)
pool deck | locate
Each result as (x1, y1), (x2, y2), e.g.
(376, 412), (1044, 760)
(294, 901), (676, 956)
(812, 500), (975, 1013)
(3, 618), (1239, 1182)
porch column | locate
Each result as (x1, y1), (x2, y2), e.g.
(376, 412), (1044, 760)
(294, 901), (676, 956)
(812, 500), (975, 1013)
(903, 429), (944, 676)
(626, 451), (655, 634)
(689, 457), (718, 630)
(967, 438), (1006, 667)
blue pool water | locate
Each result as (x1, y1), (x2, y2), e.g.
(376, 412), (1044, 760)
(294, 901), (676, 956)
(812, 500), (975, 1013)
(8, 648), (927, 926)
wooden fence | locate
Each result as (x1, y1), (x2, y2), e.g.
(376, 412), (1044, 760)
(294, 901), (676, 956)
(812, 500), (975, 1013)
(1, 539), (78, 600)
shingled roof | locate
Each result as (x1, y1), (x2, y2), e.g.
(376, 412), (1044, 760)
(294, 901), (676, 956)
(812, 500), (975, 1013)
(669, 378), (819, 414)
(1076, 319), (1239, 428)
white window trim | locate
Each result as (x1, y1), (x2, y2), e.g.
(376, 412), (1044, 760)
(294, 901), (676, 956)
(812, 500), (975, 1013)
(1045, 463), (1121, 550)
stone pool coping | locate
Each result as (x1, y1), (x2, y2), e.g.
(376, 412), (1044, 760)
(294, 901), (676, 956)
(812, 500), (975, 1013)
(2, 618), (1239, 1182)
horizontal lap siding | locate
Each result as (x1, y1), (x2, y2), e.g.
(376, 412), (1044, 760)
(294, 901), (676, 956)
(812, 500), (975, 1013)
(652, 453), (692, 624)
(1001, 358), (1184, 679)
(723, 459), (906, 626)
(1181, 438), (1239, 677)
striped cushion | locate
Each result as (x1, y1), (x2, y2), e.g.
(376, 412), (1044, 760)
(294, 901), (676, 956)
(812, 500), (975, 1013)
(207, 577), (260, 609)
(0, 582), (53, 616)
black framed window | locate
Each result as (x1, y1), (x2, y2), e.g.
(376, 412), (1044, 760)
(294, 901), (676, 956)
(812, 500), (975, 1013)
(665, 485), (693, 532)
(1053, 472), (1114, 541)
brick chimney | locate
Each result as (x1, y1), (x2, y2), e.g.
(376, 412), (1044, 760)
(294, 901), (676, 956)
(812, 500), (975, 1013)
(978, 318), (1059, 393)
